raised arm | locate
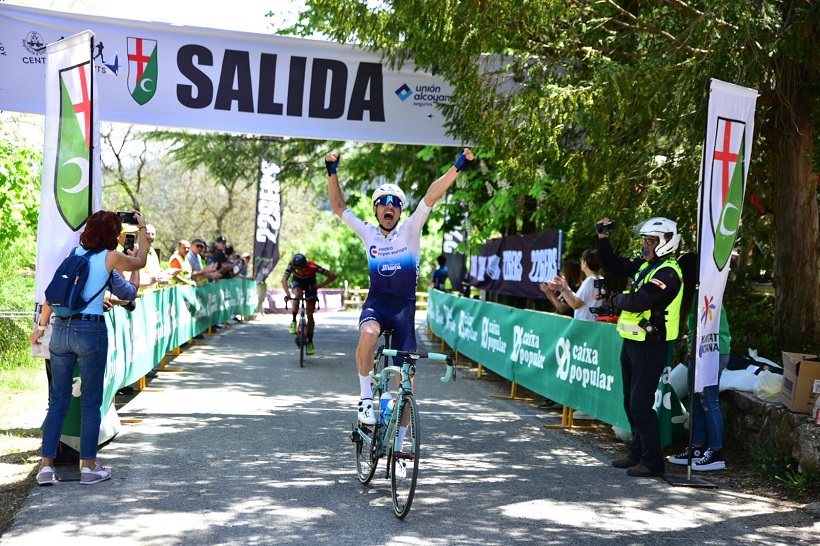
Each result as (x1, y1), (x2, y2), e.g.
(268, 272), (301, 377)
(107, 210), (149, 273)
(325, 152), (346, 219)
(423, 148), (474, 207)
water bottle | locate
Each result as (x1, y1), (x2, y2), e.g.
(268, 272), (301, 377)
(384, 398), (395, 424)
(379, 392), (391, 425)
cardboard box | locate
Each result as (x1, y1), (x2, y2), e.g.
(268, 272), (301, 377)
(779, 352), (820, 414)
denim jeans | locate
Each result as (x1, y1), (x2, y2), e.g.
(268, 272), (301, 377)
(621, 338), (670, 472)
(41, 317), (108, 461)
(688, 353), (728, 451)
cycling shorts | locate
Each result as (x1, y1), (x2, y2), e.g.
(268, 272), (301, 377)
(290, 278), (318, 300)
(359, 296), (416, 366)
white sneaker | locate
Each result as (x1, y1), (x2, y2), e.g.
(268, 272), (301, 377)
(357, 398), (376, 425)
(36, 466), (57, 486)
(80, 463), (112, 485)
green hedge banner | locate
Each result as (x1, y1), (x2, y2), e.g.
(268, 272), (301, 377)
(58, 279), (257, 445)
(427, 290), (687, 439)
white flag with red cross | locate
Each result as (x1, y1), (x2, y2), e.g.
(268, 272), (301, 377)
(694, 79), (757, 392)
(32, 30), (102, 357)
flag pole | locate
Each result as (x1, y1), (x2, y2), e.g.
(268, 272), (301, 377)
(665, 79), (717, 489)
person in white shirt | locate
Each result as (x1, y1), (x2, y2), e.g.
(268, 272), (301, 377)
(546, 249), (602, 321)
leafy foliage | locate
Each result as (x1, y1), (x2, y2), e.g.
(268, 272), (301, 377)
(0, 122), (41, 245)
(141, 131), (456, 289)
(287, 0), (819, 346)
(0, 238), (40, 379)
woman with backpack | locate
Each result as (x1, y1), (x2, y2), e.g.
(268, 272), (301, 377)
(29, 210), (150, 486)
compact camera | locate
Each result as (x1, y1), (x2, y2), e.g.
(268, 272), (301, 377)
(590, 278), (617, 322)
(595, 220), (616, 236)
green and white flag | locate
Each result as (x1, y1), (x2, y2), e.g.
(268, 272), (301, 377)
(695, 79), (757, 392)
(33, 30), (101, 356)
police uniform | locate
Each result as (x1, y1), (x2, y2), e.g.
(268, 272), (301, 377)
(597, 236), (683, 474)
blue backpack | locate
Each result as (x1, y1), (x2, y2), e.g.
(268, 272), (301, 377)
(45, 247), (110, 316)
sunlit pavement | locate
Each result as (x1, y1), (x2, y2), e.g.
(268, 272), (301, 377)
(3, 311), (817, 545)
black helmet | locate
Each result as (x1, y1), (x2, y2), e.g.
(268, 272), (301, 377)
(292, 253), (307, 269)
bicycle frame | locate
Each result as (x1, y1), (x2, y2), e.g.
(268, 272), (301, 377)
(369, 347), (455, 460)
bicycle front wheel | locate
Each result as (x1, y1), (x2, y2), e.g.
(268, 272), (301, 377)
(298, 319), (306, 367)
(390, 394), (420, 519)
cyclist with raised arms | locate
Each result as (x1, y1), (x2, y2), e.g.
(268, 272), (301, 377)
(325, 148), (474, 425)
(282, 253), (337, 355)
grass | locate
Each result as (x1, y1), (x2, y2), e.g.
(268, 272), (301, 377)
(0, 363), (46, 536)
(750, 439), (820, 499)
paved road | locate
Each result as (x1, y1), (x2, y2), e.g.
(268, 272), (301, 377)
(3, 312), (817, 545)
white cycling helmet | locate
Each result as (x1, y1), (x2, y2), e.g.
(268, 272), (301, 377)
(372, 184), (406, 207)
(637, 217), (681, 258)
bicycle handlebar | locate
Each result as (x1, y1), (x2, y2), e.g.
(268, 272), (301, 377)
(283, 295), (319, 307)
(381, 348), (456, 383)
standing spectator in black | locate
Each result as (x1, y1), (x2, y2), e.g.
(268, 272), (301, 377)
(209, 236), (234, 279)
(596, 217), (683, 478)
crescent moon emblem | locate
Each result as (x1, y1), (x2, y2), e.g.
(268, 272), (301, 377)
(60, 157), (90, 194)
(140, 78), (154, 93)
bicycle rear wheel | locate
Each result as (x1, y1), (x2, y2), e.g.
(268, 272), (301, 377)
(390, 394), (419, 519)
(298, 317), (306, 367)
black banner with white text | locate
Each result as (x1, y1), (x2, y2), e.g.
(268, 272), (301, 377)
(468, 231), (563, 299)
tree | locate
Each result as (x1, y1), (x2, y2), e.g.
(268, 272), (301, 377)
(0, 117), (41, 249)
(143, 130), (460, 285)
(101, 124), (155, 211)
(289, 0), (819, 350)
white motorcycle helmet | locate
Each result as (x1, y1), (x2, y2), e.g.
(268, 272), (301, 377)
(372, 184), (406, 207)
(636, 217), (681, 258)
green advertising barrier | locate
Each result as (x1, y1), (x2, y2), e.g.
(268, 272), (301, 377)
(427, 290), (687, 441)
(57, 279), (257, 446)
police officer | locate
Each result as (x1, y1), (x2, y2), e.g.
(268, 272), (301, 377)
(595, 217), (683, 477)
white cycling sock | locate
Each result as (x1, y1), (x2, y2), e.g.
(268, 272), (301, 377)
(397, 426), (407, 450)
(359, 374), (372, 400)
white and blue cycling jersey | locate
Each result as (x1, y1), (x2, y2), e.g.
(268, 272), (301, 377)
(342, 200), (432, 301)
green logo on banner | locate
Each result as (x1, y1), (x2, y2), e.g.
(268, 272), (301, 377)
(127, 38), (158, 105)
(713, 134), (745, 270)
(54, 66), (92, 231)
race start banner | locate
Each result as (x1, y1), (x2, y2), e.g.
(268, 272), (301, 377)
(695, 79), (757, 392)
(427, 290), (689, 441)
(252, 159), (282, 282)
(468, 230), (562, 299)
(0, 3), (457, 145)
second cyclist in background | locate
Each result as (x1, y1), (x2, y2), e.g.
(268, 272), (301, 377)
(281, 253), (337, 355)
